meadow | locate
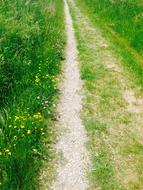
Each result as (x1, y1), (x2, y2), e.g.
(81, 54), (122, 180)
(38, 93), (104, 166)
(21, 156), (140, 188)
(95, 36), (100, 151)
(0, 0), (65, 189)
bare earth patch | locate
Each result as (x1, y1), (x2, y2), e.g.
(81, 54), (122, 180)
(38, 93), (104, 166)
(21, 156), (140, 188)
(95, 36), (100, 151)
(123, 90), (143, 113)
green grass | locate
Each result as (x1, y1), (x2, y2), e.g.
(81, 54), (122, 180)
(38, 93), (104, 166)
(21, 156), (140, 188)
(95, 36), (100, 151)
(75, 0), (143, 91)
(0, 0), (65, 189)
(69, 1), (143, 189)
(75, 0), (143, 55)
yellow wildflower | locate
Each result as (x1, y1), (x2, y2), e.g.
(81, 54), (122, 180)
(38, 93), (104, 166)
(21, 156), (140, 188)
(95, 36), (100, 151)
(35, 75), (40, 83)
(5, 149), (10, 153)
(27, 130), (31, 135)
(8, 152), (12, 156)
(15, 116), (19, 120)
(20, 125), (25, 129)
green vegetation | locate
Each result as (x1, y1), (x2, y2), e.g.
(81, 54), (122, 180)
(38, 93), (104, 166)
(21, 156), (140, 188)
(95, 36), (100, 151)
(76, 0), (143, 55)
(69, 0), (143, 189)
(75, 0), (143, 89)
(0, 0), (65, 189)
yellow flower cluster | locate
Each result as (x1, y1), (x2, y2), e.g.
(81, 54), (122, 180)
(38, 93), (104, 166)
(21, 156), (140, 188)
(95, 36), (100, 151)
(0, 148), (12, 156)
(9, 125), (25, 129)
(5, 149), (12, 155)
(3, 111), (46, 160)
(14, 115), (26, 121)
(33, 112), (43, 120)
(9, 112), (43, 123)
(35, 75), (40, 84)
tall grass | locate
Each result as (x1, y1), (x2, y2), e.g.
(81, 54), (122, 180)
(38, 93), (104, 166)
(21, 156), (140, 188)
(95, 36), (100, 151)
(0, 0), (65, 189)
(76, 0), (143, 55)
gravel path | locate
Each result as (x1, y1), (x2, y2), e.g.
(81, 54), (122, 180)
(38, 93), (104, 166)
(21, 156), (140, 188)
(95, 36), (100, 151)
(52, 0), (89, 190)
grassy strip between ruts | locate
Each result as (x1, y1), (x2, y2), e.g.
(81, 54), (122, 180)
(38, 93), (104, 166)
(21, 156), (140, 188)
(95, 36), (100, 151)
(69, 0), (143, 189)
(0, 0), (65, 189)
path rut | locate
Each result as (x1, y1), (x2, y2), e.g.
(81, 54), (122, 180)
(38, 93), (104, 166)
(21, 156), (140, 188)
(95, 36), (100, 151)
(52, 0), (89, 190)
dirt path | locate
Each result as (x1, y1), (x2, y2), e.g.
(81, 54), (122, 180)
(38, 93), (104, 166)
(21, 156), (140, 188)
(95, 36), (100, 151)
(52, 0), (89, 190)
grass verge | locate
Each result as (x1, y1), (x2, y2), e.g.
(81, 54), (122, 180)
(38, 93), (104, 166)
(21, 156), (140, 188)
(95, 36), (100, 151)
(0, 0), (65, 189)
(69, 1), (143, 189)
(75, 0), (143, 55)
(75, 0), (143, 91)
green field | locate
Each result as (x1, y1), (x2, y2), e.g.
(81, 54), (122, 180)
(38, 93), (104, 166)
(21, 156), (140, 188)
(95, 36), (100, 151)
(0, 0), (65, 189)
